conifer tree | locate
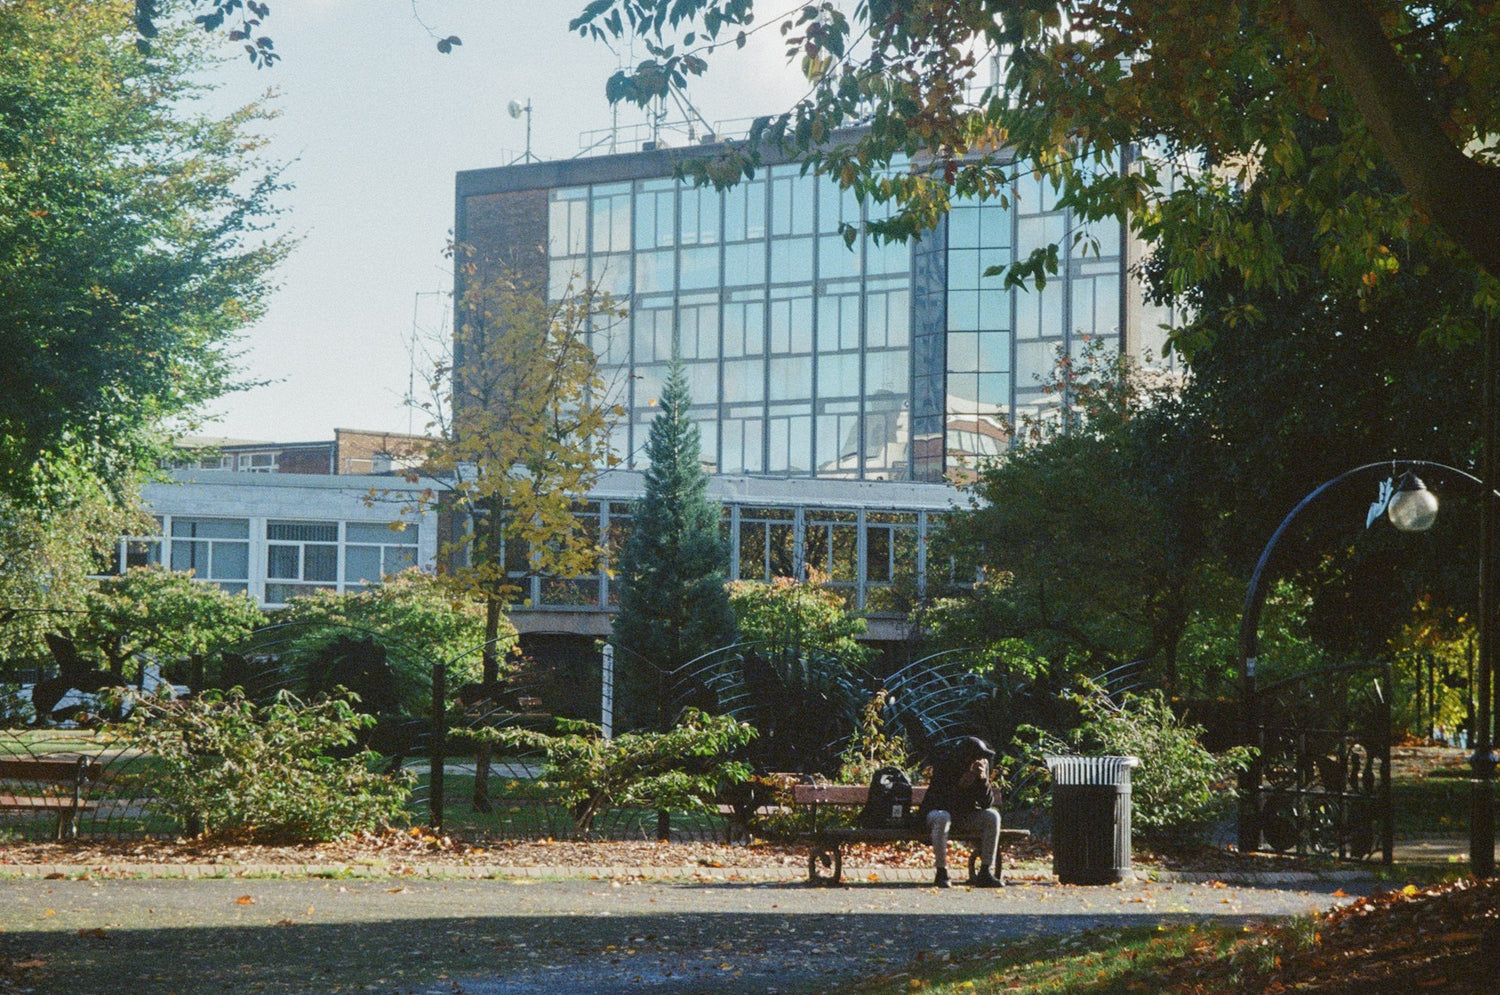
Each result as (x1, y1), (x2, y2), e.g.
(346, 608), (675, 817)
(611, 361), (736, 732)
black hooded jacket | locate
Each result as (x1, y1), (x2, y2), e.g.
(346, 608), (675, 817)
(918, 736), (997, 817)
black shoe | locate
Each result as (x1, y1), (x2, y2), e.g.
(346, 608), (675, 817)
(971, 868), (1003, 888)
(933, 867), (951, 889)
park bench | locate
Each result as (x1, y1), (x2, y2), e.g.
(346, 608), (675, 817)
(0, 757), (101, 840)
(792, 783), (1029, 885)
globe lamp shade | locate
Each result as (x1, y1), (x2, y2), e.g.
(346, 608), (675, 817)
(1387, 472), (1439, 532)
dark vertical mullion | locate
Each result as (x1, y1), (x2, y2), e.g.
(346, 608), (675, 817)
(758, 176), (773, 475)
(808, 176), (820, 478)
(1116, 146), (1132, 354)
(1008, 172), (1021, 438)
(720, 183), (732, 471)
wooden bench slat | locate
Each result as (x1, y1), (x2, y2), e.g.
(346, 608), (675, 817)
(0, 758), (99, 782)
(0, 757), (102, 840)
(0, 795), (98, 811)
(810, 826), (1029, 843)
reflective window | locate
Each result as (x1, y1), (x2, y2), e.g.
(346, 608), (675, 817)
(591, 184), (632, 254)
(549, 188), (589, 257)
(170, 518), (249, 593)
(679, 183), (720, 245)
(724, 242), (766, 286)
(770, 167), (815, 236)
(344, 523), (419, 590)
(678, 298), (720, 361)
(769, 236), (814, 284)
(737, 507), (795, 580)
(722, 297), (765, 357)
(768, 293), (813, 355)
(635, 249), (675, 294)
(265, 520), (338, 604)
(680, 245), (719, 290)
(724, 180), (767, 242)
(634, 179), (677, 249)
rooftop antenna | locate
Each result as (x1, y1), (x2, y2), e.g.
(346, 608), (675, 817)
(507, 98), (537, 163)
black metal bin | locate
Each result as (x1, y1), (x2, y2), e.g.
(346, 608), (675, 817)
(1045, 755), (1139, 885)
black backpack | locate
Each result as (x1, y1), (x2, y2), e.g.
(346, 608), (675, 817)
(857, 766), (914, 828)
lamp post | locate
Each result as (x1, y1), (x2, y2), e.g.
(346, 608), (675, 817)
(1476, 319), (1498, 878)
(1237, 460), (1496, 874)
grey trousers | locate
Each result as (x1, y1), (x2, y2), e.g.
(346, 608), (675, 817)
(926, 807), (1001, 871)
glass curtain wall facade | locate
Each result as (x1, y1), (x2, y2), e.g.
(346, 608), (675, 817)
(548, 163), (915, 479)
(541, 154), (1128, 482)
(504, 499), (930, 614)
(458, 139), (1143, 623)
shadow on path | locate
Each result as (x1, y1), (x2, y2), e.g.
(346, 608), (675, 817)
(0, 876), (1366, 994)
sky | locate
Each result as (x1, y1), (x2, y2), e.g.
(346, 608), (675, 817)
(198, 0), (812, 442)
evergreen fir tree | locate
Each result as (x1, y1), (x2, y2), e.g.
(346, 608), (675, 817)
(611, 361), (737, 731)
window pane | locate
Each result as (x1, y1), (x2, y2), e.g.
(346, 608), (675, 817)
(172, 518), (247, 539)
(209, 543), (248, 582)
(347, 522), (412, 544)
(866, 527), (891, 583)
(303, 545), (338, 583)
(346, 546), (381, 584)
(171, 540), (207, 573)
(384, 546), (418, 574)
(267, 545), (300, 580)
(268, 522), (337, 543)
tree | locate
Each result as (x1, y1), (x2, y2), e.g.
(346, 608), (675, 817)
(0, 0), (287, 507)
(415, 267), (621, 686)
(0, 497), (148, 670)
(271, 572), (505, 716)
(486, 709), (755, 835)
(610, 361), (737, 733)
(728, 575), (873, 666)
(572, 2), (1500, 324)
(716, 576), (877, 773)
(937, 343), (1230, 693)
(74, 568), (262, 681)
(414, 265), (620, 810)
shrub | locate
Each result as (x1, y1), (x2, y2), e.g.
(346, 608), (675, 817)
(271, 571), (505, 713)
(473, 708), (756, 835)
(115, 688), (412, 842)
(836, 690), (912, 786)
(1042, 680), (1254, 849)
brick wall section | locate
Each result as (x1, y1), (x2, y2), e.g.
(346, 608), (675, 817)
(275, 446), (334, 474)
(333, 429), (434, 475)
(458, 189), (548, 294)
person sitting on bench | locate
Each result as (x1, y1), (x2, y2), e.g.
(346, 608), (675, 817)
(919, 735), (1003, 888)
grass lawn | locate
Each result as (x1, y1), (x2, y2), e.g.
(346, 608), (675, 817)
(840, 923), (1256, 994)
(1390, 769), (1497, 836)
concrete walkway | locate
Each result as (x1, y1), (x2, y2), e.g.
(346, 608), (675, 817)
(0, 872), (1370, 995)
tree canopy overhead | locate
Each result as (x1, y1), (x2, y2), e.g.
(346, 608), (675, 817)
(572, 1), (1500, 342)
(1, 0), (288, 508)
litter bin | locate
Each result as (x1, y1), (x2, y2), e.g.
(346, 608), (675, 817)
(1045, 755), (1139, 885)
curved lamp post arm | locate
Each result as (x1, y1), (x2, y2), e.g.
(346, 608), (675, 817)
(1236, 458), (1493, 860)
(1237, 460), (1485, 678)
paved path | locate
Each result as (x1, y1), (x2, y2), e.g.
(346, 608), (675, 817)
(0, 873), (1371, 994)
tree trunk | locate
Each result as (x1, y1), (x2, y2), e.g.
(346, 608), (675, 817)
(472, 500), (506, 814)
(1293, 0), (1500, 277)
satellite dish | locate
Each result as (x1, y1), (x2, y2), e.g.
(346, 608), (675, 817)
(507, 99), (525, 120)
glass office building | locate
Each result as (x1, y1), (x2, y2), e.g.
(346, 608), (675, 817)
(455, 138), (1169, 633)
